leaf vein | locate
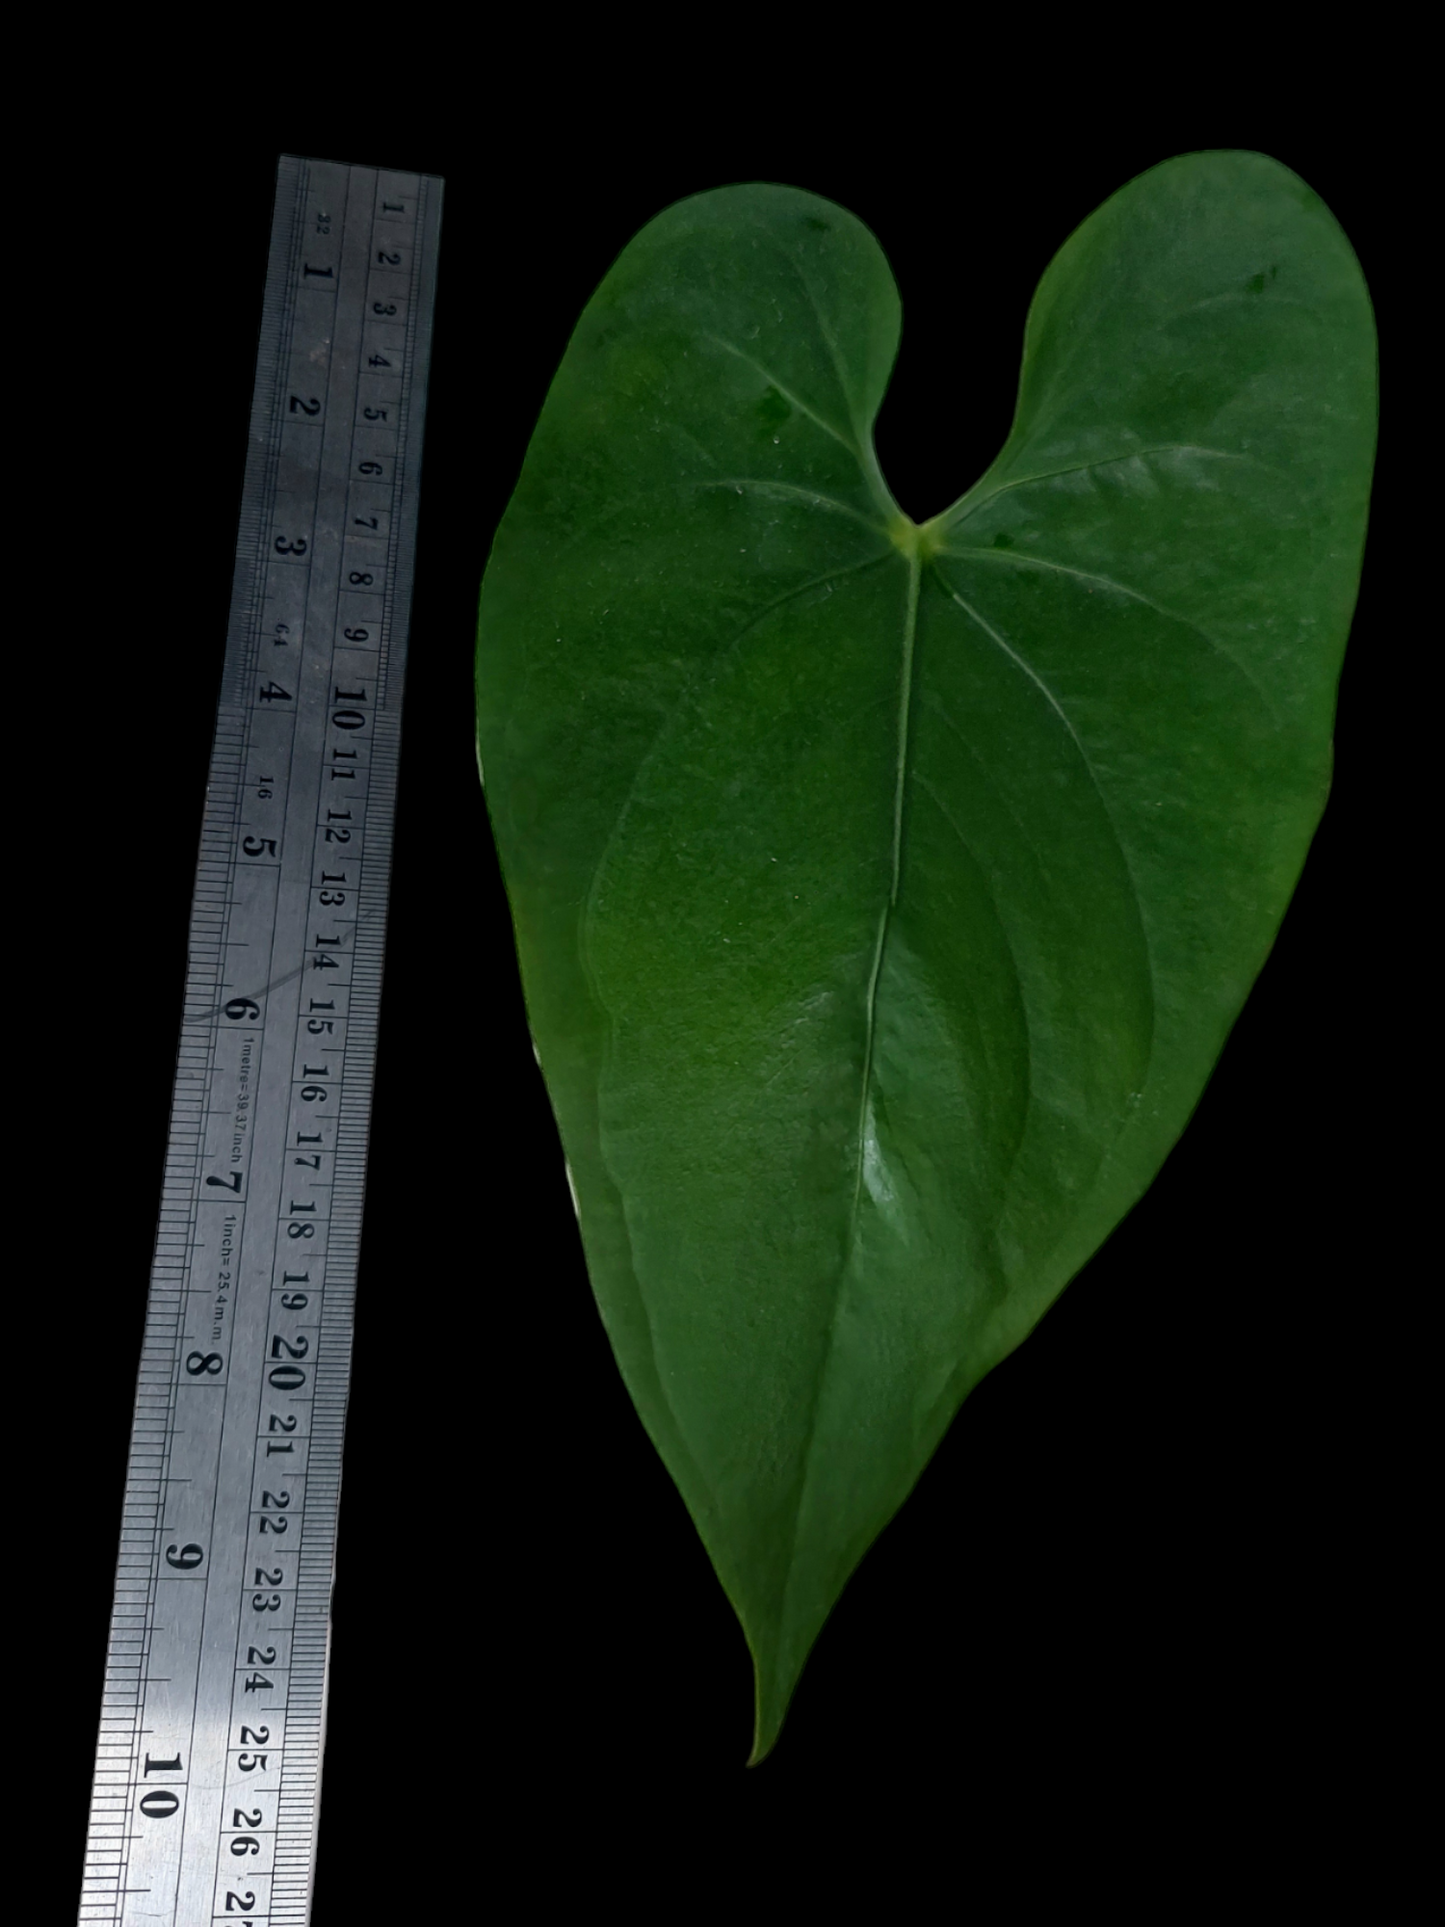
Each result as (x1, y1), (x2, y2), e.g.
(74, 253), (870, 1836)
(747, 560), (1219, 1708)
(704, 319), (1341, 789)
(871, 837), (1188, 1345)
(703, 332), (857, 457)
(947, 443), (1260, 520)
(691, 477), (887, 536)
(940, 545), (1279, 718)
(583, 552), (894, 942)
(912, 766), (1034, 1230)
(935, 573), (1158, 1086)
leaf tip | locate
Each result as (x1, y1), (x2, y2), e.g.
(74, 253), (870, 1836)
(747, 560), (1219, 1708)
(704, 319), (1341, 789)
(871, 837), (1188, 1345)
(746, 1649), (794, 1767)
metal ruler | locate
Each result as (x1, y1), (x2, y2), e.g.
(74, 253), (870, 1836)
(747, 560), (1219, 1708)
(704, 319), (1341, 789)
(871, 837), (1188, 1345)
(79, 154), (443, 1925)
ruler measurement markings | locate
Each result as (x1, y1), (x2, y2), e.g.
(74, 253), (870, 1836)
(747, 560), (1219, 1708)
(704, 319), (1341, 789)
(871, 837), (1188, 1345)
(129, 249), (294, 1903)
(217, 157), (335, 1922)
(81, 158), (441, 1926)
(270, 179), (429, 1924)
(189, 157), (363, 1927)
(240, 165), (431, 1927)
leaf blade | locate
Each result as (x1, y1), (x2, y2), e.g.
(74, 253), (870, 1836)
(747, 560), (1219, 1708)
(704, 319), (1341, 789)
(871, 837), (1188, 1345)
(474, 155), (1376, 1762)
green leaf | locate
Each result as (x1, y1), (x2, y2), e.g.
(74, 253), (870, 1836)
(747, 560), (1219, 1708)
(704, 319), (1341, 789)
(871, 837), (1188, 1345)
(474, 152), (1376, 1763)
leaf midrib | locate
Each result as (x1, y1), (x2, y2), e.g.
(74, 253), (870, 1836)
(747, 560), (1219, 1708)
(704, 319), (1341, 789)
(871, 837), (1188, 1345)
(851, 548), (922, 1237)
(770, 543), (921, 1693)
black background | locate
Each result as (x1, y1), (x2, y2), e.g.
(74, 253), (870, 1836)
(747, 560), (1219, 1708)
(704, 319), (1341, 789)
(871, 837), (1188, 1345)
(56, 96), (1404, 1909)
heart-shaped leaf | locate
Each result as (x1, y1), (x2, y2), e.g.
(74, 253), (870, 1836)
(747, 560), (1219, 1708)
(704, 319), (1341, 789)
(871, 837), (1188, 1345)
(474, 152), (1376, 1762)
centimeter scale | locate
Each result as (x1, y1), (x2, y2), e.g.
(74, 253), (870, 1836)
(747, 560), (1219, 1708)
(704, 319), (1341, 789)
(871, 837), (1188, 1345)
(80, 154), (444, 1925)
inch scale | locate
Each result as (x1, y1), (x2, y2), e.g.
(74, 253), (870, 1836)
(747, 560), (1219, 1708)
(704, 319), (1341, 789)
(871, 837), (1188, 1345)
(80, 155), (444, 1925)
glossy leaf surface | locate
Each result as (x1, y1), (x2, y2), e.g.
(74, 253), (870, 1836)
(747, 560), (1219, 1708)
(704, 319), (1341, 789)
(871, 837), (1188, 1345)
(474, 153), (1375, 1761)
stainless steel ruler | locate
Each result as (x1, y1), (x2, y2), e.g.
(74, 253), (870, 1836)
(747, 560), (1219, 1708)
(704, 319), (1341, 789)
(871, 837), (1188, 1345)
(79, 153), (443, 1925)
